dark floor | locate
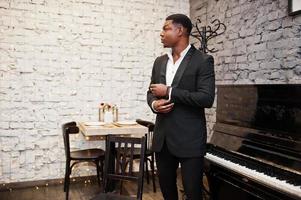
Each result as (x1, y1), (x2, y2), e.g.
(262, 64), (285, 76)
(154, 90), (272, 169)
(0, 181), (99, 200)
(0, 174), (210, 200)
(0, 178), (163, 200)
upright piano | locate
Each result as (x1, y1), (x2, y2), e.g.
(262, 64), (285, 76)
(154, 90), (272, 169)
(205, 84), (301, 200)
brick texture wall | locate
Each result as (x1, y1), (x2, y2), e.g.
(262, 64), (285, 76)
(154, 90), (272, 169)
(0, 0), (189, 183)
(190, 0), (301, 140)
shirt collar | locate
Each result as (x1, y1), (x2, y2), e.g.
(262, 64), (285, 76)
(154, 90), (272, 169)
(167, 44), (191, 60)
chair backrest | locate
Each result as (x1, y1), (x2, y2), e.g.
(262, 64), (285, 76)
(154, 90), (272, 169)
(104, 135), (146, 200)
(136, 119), (154, 151)
(62, 121), (79, 160)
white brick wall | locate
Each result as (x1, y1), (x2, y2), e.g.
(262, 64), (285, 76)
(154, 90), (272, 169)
(0, 0), (189, 183)
(190, 0), (301, 84)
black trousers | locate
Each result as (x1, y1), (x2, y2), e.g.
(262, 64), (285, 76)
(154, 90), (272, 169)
(155, 142), (204, 200)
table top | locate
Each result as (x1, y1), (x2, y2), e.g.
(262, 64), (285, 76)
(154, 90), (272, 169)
(79, 122), (148, 139)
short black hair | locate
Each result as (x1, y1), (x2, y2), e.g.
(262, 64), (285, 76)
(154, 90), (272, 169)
(166, 14), (192, 36)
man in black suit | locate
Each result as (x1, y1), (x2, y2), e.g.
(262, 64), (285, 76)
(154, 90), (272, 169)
(147, 14), (215, 200)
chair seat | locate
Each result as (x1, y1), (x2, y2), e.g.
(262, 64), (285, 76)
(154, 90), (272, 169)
(70, 148), (105, 160)
(91, 192), (136, 200)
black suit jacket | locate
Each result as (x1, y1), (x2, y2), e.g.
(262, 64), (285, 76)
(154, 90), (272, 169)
(147, 45), (215, 157)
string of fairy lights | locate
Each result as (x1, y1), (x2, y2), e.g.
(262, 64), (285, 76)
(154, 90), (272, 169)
(1, 173), (96, 193)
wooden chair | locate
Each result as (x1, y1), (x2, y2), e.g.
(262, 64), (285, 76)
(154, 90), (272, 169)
(62, 121), (105, 200)
(135, 119), (156, 192)
(91, 135), (146, 200)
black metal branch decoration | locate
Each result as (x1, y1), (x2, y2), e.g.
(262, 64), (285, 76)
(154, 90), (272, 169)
(190, 18), (226, 54)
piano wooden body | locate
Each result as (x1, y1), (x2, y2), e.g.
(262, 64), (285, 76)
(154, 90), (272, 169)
(205, 85), (301, 200)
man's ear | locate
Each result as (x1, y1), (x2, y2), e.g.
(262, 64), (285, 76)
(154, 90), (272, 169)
(177, 25), (185, 37)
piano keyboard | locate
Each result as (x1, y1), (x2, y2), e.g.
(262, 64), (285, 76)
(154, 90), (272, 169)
(205, 152), (301, 199)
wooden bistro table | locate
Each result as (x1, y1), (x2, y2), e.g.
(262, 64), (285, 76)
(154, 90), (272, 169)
(78, 121), (148, 191)
(79, 122), (148, 139)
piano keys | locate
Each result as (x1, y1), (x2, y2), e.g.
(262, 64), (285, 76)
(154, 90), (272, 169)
(205, 84), (301, 200)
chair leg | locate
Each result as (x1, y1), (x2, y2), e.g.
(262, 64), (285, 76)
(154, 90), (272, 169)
(150, 154), (156, 192)
(95, 160), (101, 186)
(145, 158), (150, 184)
(64, 163), (67, 192)
(66, 188), (69, 200)
(64, 160), (70, 192)
(65, 162), (71, 200)
(100, 159), (104, 181)
(120, 180), (124, 195)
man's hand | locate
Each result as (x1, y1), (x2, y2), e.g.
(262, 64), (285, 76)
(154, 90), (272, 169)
(153, 99), (174, 113)
(150, 84), (168, 97)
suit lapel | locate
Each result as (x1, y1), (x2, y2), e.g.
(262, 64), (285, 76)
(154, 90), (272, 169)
(159, 55), (168, 84)
(171, 45), (196, 87)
